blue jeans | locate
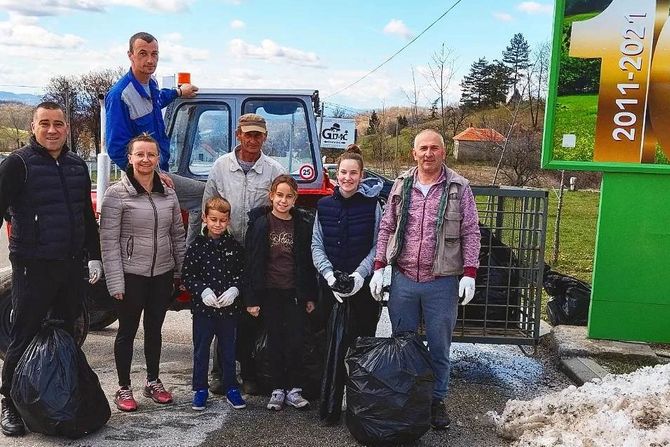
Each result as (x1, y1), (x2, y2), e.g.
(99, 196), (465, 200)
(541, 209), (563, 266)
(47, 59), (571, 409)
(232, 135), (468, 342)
(167, 173), (205, 247)
(192, 312), (238, 391)
(388, 270), (458, 399)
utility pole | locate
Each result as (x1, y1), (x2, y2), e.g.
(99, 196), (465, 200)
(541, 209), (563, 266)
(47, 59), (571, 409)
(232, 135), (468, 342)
(64, 87), (73, 151)
(552, 170), (566, 265)
(395, 117), (399, 177)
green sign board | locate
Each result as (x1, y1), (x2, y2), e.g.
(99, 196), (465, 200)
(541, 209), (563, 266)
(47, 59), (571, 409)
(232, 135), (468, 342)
(543, 0), (670, 173)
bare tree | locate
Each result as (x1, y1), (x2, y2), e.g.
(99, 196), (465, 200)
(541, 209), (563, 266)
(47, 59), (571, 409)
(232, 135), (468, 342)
(499, 128), (542, 186)
(424, 43), (457, 145)
(79, 67), (124, 154)
(42, 68), (124, 157)
(402, 66), (421, 130)
(527, 41), (550, 129)
(444, 104), (470, 141)
(42, 75), (84, 152)
(0, 103), (32, 150)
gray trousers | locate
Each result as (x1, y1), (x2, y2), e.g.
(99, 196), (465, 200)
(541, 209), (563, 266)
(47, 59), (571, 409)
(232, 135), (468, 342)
(167, 173), (205, 247)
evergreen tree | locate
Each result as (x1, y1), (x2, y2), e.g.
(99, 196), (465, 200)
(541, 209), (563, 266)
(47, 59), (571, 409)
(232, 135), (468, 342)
(430, 100), (438, 119)
(398, 115), (408, 128)
(366, 110), (379, 135)
(461, 58), (512, 110)
(502, 33), (530, 96)
(488, 60), (514, 105)
(460, 58), (491, 109)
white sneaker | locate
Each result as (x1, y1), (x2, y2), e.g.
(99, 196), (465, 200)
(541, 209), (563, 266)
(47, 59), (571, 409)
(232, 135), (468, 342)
(267, 389), (285, 411)
(285, 388), (309, 409)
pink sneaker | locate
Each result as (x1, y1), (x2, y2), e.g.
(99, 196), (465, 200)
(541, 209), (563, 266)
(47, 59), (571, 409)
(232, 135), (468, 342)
(115, 387), (138, 412)
(143, 379), (173, 404)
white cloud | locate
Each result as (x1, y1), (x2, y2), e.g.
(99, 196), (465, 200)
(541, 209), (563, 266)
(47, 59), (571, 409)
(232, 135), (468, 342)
(110, 0), (194, 12)
(493, 12), (513, 22)
(227, 68), (260, 80)
(158, 33), (209, 64)
(517, 2), (553, 14)
(0, 0), (193, 16)
(0, 0), (103, 16)
(383, 19), (413, 40)
(229, 38), (323, 67)
(0, 13), (84, 48)
(230, 19), (245, 29)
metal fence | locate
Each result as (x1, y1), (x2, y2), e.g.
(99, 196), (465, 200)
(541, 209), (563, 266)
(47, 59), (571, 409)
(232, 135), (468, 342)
(452, 185), (548, 346)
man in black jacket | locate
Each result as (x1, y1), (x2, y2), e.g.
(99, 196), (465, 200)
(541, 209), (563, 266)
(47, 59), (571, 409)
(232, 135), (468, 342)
(0, 101), (102, 437)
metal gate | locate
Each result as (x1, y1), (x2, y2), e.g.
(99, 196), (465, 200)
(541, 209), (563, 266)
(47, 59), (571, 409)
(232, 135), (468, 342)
(452, 186), (548, 346)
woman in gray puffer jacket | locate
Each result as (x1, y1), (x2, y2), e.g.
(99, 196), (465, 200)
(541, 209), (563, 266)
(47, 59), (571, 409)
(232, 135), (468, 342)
(100, 134), (186, 412)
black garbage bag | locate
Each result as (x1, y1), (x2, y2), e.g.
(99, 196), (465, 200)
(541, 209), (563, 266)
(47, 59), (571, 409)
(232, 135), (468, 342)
(459, 225), (520, 327)
(345, 333), (434, 446)
(301, 313), (326, 400)
(254, 310), (327, 399)
(319, 299), (355, 422)
(544, 267), (591, 326)
(10, 321), (110, 439)
(331, 270), (354, 294)
(252, 327), (272, 395)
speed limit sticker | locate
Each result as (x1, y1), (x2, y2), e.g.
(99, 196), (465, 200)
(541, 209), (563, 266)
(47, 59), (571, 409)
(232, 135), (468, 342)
(298, 164), (315, 180)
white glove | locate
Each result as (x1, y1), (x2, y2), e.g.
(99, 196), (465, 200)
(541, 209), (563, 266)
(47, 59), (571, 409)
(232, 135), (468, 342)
(369, 269), (384, 301)
(332, 291), (344, 304)
(324, 271), (336, 287)
(201, 288), (219, 308)
(218, 286), (239, 307)
(88, 260), (103, 284)
(340, 272), (364, 297)
(459, 276), (476, 305)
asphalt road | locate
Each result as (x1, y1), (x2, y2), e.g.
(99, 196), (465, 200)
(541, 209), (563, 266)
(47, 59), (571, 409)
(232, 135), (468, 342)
(0, 228), (572, 446)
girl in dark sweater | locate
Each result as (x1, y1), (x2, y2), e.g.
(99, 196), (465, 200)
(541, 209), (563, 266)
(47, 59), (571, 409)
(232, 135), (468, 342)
(244, 174), (317, 411)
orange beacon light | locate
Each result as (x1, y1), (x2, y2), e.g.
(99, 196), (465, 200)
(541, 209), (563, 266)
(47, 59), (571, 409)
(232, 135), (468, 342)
(177, 72), (191, 86)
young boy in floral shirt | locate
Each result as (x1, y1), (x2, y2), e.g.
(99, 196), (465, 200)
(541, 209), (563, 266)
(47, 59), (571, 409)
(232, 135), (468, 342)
(182, 197), (245, 411)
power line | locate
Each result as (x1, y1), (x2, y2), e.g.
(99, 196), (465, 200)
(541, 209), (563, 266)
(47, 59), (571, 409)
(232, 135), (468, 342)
(323, 101), (366, 115)
(324, 0), (464, 99)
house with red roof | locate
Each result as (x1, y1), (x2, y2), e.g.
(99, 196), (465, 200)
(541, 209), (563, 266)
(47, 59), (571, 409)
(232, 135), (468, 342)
(453, 126), (505, 163)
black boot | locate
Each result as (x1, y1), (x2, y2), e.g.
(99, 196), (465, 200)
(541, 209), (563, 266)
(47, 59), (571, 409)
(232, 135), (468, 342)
(1, 398), (25, 437)
(430, 398), (450, 430)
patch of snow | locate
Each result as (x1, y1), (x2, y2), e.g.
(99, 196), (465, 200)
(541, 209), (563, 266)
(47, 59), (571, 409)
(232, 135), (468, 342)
(488, 363), (670, 446)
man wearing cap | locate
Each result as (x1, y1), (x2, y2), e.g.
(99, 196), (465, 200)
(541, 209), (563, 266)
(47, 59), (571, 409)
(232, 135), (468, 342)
(202, 113), (286, 244)
(106, 31), (202, 245)
(202, 113), (286, 394)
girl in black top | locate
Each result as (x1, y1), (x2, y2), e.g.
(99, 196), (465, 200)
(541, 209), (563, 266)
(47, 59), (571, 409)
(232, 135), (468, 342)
(244, 175), (317, 411)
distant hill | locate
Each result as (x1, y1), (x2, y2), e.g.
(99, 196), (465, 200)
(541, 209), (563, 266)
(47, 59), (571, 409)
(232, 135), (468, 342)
(0, 91), (41, 106)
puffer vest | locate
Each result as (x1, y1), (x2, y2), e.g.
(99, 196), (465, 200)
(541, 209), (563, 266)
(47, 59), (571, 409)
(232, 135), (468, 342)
(9, 141), (89, 259)
(386, 166), (467, 276)
(317, 191), (377, 274)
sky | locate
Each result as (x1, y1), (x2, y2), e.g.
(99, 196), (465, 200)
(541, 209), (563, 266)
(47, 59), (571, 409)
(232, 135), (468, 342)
(0, 0), (554, 112)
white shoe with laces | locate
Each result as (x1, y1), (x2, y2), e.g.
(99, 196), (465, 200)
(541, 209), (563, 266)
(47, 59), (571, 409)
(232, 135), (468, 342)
(267, 389), (285, 411)
(285, 388), (309, 409)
